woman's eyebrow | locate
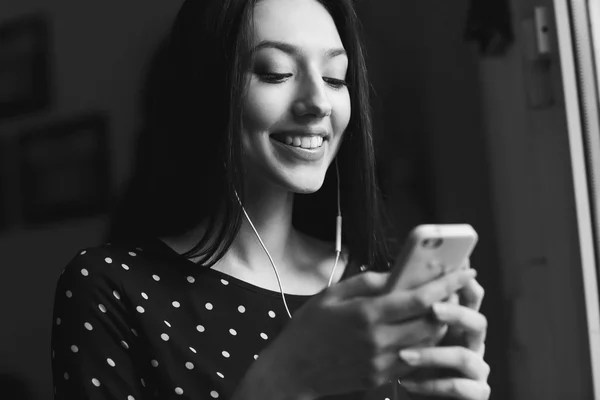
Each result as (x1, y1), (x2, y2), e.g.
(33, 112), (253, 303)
(253, 40), (347, 59)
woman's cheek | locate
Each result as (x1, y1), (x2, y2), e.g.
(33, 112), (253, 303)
(332, 90), (351, 135)
(243, 85), (289, 132)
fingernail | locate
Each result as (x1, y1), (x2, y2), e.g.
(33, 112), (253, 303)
(399, 349), (421, 365)
(432, 302), (450, 318)
(465, 268), (477, 278)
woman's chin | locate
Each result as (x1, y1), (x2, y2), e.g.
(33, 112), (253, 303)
(284, 175), (326, 194)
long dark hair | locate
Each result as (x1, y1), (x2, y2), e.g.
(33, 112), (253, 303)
(106, 0), (393, 271)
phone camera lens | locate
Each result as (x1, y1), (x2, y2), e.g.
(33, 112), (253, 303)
(422, 238), (443, 249)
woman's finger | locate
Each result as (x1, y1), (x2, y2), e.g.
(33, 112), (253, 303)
(432, 302), (487, 353)
(400, 377), (491, 400)
(376, 317), (447, 350)
(458, 278), (485, 311)
(399, 346), (490, 381)
(375, 269), (478, 323)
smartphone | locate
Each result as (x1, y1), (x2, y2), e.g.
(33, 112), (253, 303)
(384, 224), (478, 292)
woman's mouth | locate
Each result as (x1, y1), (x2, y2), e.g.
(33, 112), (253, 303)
(270, 134), (324, 149)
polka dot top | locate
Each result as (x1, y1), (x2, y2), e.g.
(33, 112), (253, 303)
(50, 237), (405, 400)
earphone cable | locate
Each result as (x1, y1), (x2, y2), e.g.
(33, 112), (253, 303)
(235, 158), (342, 319)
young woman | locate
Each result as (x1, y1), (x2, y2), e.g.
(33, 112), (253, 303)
(50, 0), (490, 399)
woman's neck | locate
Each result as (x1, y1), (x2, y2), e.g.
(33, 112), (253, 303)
(229, 187), (298, 272)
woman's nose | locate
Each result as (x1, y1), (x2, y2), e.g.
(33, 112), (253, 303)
(292, 76), (333, 118)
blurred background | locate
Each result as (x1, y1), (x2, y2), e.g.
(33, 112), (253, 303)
(1, 0), (599, 399)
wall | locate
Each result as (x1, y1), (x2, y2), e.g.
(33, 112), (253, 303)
(0, 1), (182, 398)
(477, 0), (597, 398)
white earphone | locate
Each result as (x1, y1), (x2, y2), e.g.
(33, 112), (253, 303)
(234, 159), (342, 319)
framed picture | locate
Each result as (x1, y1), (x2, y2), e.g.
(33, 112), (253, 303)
(0, 13), (51, 120)
(18, 113), (112, 225)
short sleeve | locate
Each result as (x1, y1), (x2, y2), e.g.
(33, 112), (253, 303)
(50, 248), (144, 400)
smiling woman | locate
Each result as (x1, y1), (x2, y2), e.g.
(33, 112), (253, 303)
(50, 1), (490, 400)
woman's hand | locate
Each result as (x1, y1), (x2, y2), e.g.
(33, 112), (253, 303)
(398, 264), (490, 400)
(241, 268), (477, 400)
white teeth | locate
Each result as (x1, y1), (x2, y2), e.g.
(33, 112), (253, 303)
(282, 135), (324, 149)
(300, 137), (311, 148)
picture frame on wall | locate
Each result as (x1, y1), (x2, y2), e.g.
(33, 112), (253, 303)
(18, 113), (112, 225)
(0, 13), (51, 120)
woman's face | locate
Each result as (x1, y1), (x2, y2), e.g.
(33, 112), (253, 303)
(241, 0), (351, 194)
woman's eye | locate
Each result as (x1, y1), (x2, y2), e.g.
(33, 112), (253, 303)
(258, 73), (292, 83)
(323, 77), (348, 89)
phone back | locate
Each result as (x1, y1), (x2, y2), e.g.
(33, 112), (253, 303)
(387, 224), (478, 291)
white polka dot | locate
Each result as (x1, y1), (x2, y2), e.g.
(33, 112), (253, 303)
(80, 250), (87, 255)
(136, 247), (143, 251)
(253, 354), (259, 360)
(105, 257), (112, 264)
(121, 341), (129, 349)
(172, 301), (180, 308)
(136, 306), (145, 313)
(84, 322), (93, 331)
(268, 310), (276, 318)
(161, 333), (169, 341)
(216, 372), (224, 378)
(98, 304), (107, 313)
(187, 276), (195, 283)
(205, 302), (213, 310)
(92, 378), (100, 387)
(107, 358), (115, 367)
(141, 292), (148, 300)
(385, 398), (390, 400)
(65, 290), (72, 298)
(131, 328), (138, 337)
(64, 372), (69, 380)
(221, 279), (229, 285)
(210, 391), (219, 398)
(127, 251), (136, 257)
(151, 359), (159, 367)
(185, 362), (194, 370)
(56, 318), (61, 325)
(81, 269), (89, 276)
(113, 291), (120, 300)
(71, 345), (79, 353)
(122, 264), (129, 270)
(152, 274), (160, 281)
(128, 396), (135, 400)
(238, 305), (245, 313)
(260, 332), (268, 340)
(229, 329), (237, 336)
(189, 347), (197, 353)
(164, 320), (171, 328)
(140, 378), (146, 387)
(175, 387), (183, 395)
(222, 351), (230, 358)
(196, 325), (205, 332)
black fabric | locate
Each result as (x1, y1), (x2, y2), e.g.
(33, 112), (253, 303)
(50, 237), (405, 399)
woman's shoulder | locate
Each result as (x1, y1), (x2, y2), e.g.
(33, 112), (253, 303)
(58, 240), (156, 290)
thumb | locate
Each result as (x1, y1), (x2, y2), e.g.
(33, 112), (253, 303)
(332, 269), (390, 300)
